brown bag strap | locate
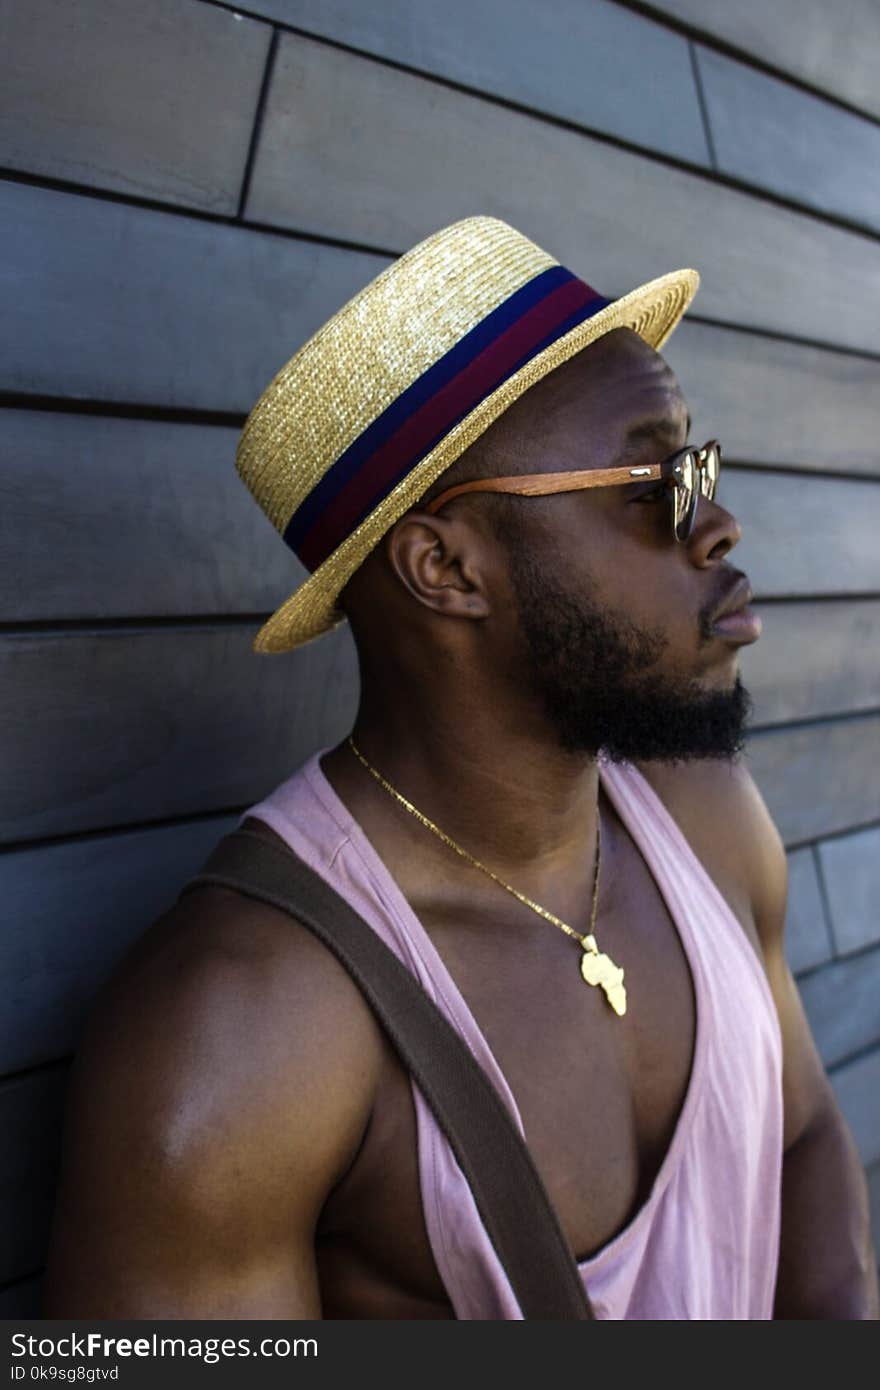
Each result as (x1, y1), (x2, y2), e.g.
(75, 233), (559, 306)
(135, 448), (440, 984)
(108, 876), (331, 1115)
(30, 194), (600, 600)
(180, 827), (593, 1321)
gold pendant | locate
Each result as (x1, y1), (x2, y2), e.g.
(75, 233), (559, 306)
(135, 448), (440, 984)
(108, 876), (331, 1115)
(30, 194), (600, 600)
(580, 935), (627, 1016)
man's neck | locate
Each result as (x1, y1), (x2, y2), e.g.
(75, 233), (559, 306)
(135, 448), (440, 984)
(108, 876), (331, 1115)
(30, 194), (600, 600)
(318, 677), (609, 924)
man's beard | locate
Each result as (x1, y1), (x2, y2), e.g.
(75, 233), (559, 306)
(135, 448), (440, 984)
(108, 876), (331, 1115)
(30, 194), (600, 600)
(507, 549), (754, 763)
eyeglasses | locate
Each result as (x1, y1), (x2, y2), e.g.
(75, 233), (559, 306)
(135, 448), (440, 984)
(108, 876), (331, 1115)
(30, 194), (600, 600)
(424, 440), (721, 543)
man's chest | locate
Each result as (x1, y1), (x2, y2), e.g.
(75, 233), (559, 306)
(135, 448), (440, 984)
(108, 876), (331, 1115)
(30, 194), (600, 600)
(314, 801), (756, 1318)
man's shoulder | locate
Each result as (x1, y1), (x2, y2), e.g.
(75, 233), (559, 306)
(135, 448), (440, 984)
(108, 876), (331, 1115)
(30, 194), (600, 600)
(162, 814), (350, 986)
(633, 754), (788, 947)
(48, 833), (387, 1317)
(84, 831), (387, 1146)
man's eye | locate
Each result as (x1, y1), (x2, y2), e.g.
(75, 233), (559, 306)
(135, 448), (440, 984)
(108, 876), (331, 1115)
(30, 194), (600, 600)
(633, 485), (668, 503)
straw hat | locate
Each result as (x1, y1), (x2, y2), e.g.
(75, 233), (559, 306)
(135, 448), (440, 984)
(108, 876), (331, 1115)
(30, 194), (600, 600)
(236, 216), (698, 653)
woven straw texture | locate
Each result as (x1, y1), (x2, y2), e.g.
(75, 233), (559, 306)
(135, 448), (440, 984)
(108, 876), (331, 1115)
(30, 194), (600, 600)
(235, 217), (698, 653)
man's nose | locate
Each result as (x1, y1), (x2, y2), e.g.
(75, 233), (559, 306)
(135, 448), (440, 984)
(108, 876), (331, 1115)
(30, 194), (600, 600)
(686, 493), (742, 565)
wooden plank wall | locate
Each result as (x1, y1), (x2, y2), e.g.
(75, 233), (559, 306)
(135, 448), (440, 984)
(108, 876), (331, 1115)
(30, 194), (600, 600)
(2, 0), (878, 1312)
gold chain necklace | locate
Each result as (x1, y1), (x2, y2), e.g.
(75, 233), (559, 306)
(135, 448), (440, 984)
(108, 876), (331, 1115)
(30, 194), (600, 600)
(347, 736), (626, 1016)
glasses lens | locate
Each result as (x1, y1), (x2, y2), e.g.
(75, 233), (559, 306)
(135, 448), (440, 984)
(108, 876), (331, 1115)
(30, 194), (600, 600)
(700, 442), (720, 499)
(674, 452), (697, 541)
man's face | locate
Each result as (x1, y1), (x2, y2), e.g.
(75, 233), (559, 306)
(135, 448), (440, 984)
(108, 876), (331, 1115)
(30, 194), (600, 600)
(487, 328), (755, 762)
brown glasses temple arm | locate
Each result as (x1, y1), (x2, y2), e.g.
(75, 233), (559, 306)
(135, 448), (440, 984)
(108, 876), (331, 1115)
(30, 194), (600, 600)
(422, 463), (665, 515)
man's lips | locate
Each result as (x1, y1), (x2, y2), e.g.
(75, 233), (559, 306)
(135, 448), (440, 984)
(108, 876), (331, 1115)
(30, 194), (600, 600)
(711, 608), (762, 643)
(707, 575), (762, 645)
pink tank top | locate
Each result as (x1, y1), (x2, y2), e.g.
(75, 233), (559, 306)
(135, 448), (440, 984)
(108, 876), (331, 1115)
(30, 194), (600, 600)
(239, 749), (783, 1320)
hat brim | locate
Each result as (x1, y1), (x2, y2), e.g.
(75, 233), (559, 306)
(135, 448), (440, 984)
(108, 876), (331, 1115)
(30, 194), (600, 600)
(253, 267), (698, 653)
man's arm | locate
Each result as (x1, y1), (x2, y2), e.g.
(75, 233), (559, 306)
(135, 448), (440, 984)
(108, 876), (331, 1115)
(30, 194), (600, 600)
(652, 755), (879, 1316)
(641, 755), (879, 1318)
(43, 885), (384, 1318)
(735, 762), (879, 1319)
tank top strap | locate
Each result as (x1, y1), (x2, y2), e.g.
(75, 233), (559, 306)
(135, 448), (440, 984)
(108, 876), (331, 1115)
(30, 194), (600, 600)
(597, 752), (780, 1026)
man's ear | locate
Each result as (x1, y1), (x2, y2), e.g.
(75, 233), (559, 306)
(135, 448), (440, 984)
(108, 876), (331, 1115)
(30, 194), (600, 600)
(384, 510), (491, 620)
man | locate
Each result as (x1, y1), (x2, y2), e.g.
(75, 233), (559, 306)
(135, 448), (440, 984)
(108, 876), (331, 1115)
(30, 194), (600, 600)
(46, 218), (877, 1319)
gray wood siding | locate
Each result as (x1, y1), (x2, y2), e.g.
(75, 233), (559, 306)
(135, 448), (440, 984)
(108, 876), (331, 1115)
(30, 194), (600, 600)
(232, 0), (710, 164)
(694, 45), (880, 234)
(0, 0), (271, 212)
(728, 475), (880, 596)
(245, 34), (880, 354)
(0, 627), (359, 844)
(783, 848), (834, 975)
(663, 322), (880, 477)
(747, 718), (880, 845)
(831, 1051), (880, 1169)
(2, 412), (293, 620)
(819, 827), (880, 956)
(644, 0), (880, 121)
(0, 181), (386, 410)
(1, 816), (239, 1076)
(799, 950), (880, 1070)
(2, 0), (878, 1304)
(739, 601), (880, 726)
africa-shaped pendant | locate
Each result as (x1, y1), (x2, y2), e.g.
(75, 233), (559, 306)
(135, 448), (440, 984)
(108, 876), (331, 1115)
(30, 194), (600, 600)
(580, 934), (627, 1016)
